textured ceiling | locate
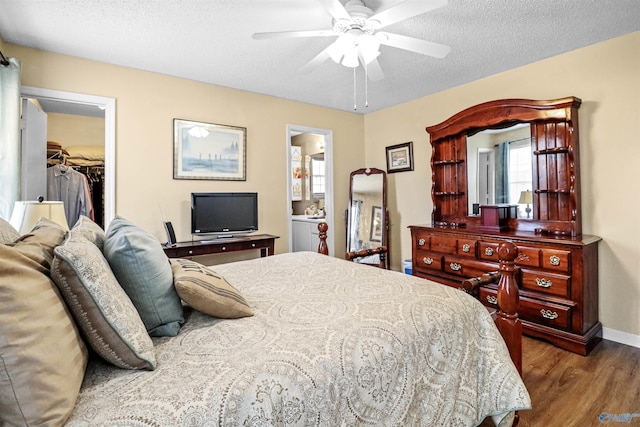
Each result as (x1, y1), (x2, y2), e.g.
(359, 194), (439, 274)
(1, 0), (639, 114)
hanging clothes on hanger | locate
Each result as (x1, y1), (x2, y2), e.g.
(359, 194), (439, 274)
(47, 163), (94, 228)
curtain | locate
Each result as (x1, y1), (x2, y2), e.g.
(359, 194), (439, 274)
(0, 57), (21, 220)
(494, 141), (509, 204)
(495, 142), (509, 204)
(349, 199), (362, 251)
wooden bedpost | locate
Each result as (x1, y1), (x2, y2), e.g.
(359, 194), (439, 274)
(317, 222), (328, 255)
(495, 241), (522, 376)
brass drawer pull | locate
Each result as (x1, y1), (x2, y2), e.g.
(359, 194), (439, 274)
(418, 238), (426, 246)
(540, 309), (559, 320)
(536, 278), (553, 288)
(450, 262), (462, 271)
(486, 295), (498, 305)
(485, 247), (494, 256)
(423, 257), (433, 265)
(462, 244), (471, 252)
(549, 255), (561, 266)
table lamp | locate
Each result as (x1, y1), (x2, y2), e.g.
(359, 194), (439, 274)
(518, 190), (533, 219)
(9, 199), (69, 234)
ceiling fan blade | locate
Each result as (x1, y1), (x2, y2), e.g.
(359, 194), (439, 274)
(377, 32), (451, 58)
(317, 0), (351, 22)
(299, 45), (334, 74)
(370, 0), (447, 28)
(252, 30), (334, 40)
(364, 58), (385, 82)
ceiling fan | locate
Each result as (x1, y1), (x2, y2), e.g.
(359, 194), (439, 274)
(252, 0), (451, 82)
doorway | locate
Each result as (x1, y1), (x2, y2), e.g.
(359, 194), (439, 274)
(286, 125), (334, 256)
(20, 86), (116, 227)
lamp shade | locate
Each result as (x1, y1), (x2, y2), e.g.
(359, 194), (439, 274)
(518, 190), (533, 204)
(9, 201), (69, 234)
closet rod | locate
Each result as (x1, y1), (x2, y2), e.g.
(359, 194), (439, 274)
(0, 49), (9, 66)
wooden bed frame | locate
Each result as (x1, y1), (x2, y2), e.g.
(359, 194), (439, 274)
(316, 221), (523, 384)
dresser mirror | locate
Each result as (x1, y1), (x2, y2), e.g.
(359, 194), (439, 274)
(466, 123), (532, 219)
(346, 167), (389, 268)
(427, 97), (582, 237)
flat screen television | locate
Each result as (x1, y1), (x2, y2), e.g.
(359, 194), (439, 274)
(191, 192), (258, 238)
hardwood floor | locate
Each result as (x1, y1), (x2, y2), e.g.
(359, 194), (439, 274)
(481, 337), (640, 426)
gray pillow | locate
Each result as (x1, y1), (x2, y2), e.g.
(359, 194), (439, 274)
(0, 216), (19, 244)
(103, 216), (183, 336)
(71, 215), (105, 250)
(51, 232), (156, 370)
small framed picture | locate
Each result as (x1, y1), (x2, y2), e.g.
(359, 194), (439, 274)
(173, 119), (246, 180)
(385, 141), (414, 173)
(370, 206), (383, 242)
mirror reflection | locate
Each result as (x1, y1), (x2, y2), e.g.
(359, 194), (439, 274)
(347, 168), (388, 268)
(467, 124), (533, 219)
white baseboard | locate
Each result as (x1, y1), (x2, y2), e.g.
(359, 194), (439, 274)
(602, 327), (640, 348)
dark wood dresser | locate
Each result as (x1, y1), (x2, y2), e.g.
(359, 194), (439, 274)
(411, 97), (601, 355)
(410, 225), (601, 355)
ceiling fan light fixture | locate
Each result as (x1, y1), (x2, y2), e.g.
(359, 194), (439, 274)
(358, 34), (380, 64)
(342, 48), (360, 68)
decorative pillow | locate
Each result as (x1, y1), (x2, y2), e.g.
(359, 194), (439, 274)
(171, 258), (254, 318)
(0, 219), (88, 426)
(51, 232), (156, 370)
(0, 216), (19, 244)
(71, 214), (105, 250)
(104, 216), (183, 336)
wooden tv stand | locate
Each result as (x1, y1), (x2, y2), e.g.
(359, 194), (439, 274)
(163, 234), (279, 259)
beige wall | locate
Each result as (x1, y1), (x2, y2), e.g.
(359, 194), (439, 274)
(7, 44), (365, 257)
(6, 30), (640, 337)
(364, 31), (640, 336)
(47, 113), (105, 148)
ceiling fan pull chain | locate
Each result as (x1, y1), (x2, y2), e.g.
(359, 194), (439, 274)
(365, 64), (369, 109)
(353, 67), (357, 111)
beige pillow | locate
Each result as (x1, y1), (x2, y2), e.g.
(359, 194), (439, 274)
(51, 232), (156, 370)
(0, 219), (88, 426)
(171, 259), (254, 318)
(0, 216), (19, 244)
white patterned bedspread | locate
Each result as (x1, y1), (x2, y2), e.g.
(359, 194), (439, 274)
(67, 252), (530, 426)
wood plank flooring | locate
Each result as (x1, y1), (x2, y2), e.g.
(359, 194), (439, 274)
(481, 337), (640, 427)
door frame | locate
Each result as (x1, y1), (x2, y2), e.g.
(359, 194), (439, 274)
(20, 86), (116, 228)
(286, 124), (334, 256)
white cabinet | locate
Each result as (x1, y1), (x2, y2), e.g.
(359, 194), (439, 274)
(292, 218), (321, 252)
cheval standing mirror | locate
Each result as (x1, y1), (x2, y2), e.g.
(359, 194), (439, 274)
(346, 167), (389, 269)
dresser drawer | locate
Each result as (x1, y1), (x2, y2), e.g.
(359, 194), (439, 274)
(479, 287), (500, 308)
(480, 287), (573, 330)
(442, 257), (495, 278)
(414, 250), (443, 272)
(519, 298), (572, 330)
(515, 246), (541, 268)
(413, 231), (430, 249)
(478, 242), (500, 261)
(541, 249), (572, 273)
(430, 236), (457, 254)
(521, 270), (571, 298)
(457, 238), (477, 257)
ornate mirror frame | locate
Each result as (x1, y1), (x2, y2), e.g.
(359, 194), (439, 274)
(426, 97), (582, 237)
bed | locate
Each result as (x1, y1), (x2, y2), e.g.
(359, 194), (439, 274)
(0, 217), (530, 427)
